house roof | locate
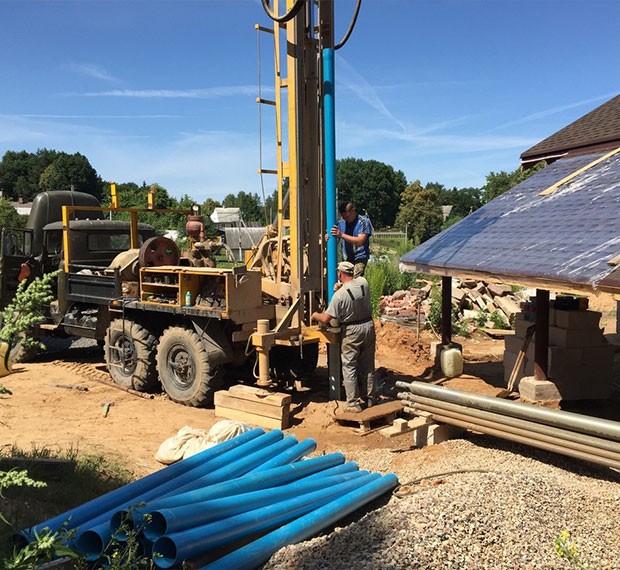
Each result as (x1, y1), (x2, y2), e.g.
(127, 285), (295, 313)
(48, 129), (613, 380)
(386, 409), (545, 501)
(400, 150), (620, 295)
(521, 94), (620, 164)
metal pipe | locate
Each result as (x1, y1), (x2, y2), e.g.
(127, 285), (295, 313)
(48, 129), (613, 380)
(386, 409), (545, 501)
(144, 470), (369, 541)
(402, 406), (620, 470)
(19, 428), (265, 541)
(398, 393), (620, 456)
(131, 453), (349, 525)
(405, 401), (620, 464)
(200, 473), (399, 570)
(534, 288), (550, 380)
(396, 381), (620, 442)
(152, 473), (381, 568)
(441, 276), (452, 345)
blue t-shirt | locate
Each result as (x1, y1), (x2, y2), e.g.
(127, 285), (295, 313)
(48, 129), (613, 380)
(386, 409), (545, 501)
(337, 214), (371, 262)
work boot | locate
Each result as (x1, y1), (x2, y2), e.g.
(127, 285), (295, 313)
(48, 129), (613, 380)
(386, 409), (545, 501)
(343, 403), (363, 413)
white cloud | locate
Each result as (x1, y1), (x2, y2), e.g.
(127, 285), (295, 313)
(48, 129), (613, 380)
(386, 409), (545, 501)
(75, 86), (266, 99)
(67, 62), (120, 83)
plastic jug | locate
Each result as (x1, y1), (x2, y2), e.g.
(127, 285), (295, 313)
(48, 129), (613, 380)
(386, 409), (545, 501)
(440, 346), (463, 378)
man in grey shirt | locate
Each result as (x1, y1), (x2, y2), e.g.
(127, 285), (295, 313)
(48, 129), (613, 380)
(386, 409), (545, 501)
(311, 261), (376, 413)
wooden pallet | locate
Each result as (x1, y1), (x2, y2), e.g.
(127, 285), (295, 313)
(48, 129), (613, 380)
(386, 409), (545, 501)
(333, 400), (404, 434)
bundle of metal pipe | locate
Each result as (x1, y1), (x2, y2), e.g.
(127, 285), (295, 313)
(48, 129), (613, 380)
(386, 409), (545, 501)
(396, 380), (620, 470)
(21, 428), (398, 568)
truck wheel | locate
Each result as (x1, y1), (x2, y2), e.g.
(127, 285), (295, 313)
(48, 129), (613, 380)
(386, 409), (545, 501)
(157, 326), (223, 407)
(105, 319), (158, 391)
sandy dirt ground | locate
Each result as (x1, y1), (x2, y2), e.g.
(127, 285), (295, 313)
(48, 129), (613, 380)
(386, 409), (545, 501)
(0, 295), (618, 480)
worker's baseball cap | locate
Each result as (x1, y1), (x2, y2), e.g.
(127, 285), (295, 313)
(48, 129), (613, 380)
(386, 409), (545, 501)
(337, 261), (354, 275)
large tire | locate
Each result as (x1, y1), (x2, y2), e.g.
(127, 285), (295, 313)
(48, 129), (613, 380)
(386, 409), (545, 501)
(156, 326), (224, 407)
(270, 343), (319, 383)
(105, 319), (158, 391)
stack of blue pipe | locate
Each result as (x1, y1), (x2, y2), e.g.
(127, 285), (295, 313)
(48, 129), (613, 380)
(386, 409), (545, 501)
(20, 427), (398, 569)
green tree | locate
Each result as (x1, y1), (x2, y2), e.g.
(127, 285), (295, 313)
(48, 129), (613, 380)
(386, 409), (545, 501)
(0, 149), (60, 201)
(38, 152), (103, 199)
(395, 180), (443, 245)
(0, 199), (26, 229)
(438, 185), (483, 218)
(222, 191), (264, 223)
(482, 161), (546, 203)
(335, 158), (406, 228)
(201, 197), (222, 237)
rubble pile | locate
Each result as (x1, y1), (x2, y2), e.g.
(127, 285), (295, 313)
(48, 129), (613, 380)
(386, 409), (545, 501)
(379, 279), (530, 332)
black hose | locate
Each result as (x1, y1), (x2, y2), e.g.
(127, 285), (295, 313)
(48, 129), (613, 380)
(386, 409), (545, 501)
(261, 0), (305, 23)
(335, 0), (362, 50)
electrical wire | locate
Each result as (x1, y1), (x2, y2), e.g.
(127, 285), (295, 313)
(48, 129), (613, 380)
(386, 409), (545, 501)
(334, 0), (362, 50)
(261, 0), (305, 23)
(393, 469), (495, 499)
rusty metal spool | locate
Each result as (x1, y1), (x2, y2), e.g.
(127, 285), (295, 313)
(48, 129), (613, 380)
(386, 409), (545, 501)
(139, 236), (180, 267)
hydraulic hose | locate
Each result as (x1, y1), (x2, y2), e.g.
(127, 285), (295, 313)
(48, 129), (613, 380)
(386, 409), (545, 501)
(261, 0), (304, 23)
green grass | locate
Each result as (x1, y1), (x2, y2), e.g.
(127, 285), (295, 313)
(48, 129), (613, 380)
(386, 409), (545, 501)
(0, 445), (134, 553)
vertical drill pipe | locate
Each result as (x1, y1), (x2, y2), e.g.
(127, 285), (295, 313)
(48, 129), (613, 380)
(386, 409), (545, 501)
(323, 47), (337, 301)
(256, 319), (272, 387)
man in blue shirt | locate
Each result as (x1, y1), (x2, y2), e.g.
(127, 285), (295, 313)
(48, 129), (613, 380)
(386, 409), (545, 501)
(330, 202), (371, 278)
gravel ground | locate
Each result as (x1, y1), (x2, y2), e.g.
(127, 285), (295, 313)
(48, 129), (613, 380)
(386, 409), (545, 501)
(263, 435), (620, 570)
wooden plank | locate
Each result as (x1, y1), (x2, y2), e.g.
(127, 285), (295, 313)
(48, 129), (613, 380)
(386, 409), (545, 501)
(334, 400), (403, 422)
(214, 405), (289, 430)
(227, 384), (291, 407)
(214, 392), (288, 420)
(539, 146), (620, 196)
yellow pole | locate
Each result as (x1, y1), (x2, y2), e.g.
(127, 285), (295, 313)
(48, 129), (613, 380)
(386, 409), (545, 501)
(110, 182), (119, 209)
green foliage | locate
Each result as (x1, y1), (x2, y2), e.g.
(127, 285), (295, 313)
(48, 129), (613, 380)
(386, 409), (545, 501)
(489, 310), (509, 329)
(395, 181), (443, 245)
(0, 270), (59, 357)
(222, 191), (265, 223)
(482, 161), (546, 203)
(365, 256), (418, 316)
(0, 200), (26, 229)
(0, 149), (103, 201)
(554, 530), (592, 570)
(336, 158), (407, 228)
(437, 185), (483, 219)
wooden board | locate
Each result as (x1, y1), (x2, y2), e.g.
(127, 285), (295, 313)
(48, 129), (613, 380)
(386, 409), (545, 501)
(334, 401), (404, 433)
(214, 405), (289, 430)
(214, 391), (289, 420)
(227, 384), (291, 407)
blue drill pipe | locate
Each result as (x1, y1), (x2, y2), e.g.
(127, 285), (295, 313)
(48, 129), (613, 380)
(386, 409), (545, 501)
(75, 431), (288, 557)
(202, 473), (399, 570)
(323, 46), (338, 300)
(144, 470), (369, 541)
(152, 473), (380, 568)
(110, 433), (294, 538)
(19, 428), (265, 542)
(132, 452), (348, 526)
(247, 438), (317, 473)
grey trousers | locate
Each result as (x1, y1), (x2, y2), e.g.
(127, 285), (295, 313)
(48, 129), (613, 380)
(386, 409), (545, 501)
(341, 321), (376, 405)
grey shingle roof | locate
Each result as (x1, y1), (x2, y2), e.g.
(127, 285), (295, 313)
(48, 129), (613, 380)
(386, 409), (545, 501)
(521, 94), (620, 163)
(400, 151), (620, 294)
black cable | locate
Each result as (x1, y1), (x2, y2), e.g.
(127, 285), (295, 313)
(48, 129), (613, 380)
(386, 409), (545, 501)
(335, 0), (362, 50)
(261, 0), (305, 23)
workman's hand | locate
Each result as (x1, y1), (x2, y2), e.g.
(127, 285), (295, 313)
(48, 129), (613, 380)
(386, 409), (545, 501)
(330, 225), (342, 238)
(333, 281), (343, 292)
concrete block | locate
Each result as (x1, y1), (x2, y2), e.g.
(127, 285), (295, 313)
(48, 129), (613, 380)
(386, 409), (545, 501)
(427, 423), (461, 445)
(504, 334), (535, 359)
(554, 309), (601, 331)
(518, 376), (562, 402)
(514, 317), (536, 339)
(548, 326), (604, 348)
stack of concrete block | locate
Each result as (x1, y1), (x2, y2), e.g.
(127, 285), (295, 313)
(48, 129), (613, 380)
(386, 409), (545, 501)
(504, 309), (615, 400)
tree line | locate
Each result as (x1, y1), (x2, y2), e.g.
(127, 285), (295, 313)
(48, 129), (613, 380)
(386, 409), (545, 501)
(0, 149), (543, 244)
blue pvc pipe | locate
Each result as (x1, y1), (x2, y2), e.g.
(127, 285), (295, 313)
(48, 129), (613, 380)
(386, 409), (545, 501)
(144, 470), (369, 541)
(202, 473), (399, 570)
(131, 453), (347, 526)
(301, 461), (358, 480)
(248, 438), (316, 473)
(110, 433), (292, 537)
(152, 473), (380, 568)
(20, 428), (265, 541)
(323, 47), (338, 301)
(75, 521), (112, 562)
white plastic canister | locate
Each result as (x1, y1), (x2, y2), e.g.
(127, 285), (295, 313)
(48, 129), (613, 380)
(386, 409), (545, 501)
(440, 347), (463, 378)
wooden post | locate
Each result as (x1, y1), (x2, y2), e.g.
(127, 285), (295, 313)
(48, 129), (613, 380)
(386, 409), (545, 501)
(441, 276), (452, 346)
(534, 288), (550, 380)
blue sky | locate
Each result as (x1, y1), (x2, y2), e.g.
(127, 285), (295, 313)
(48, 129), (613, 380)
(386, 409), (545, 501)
(1, 0), (619, 203)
